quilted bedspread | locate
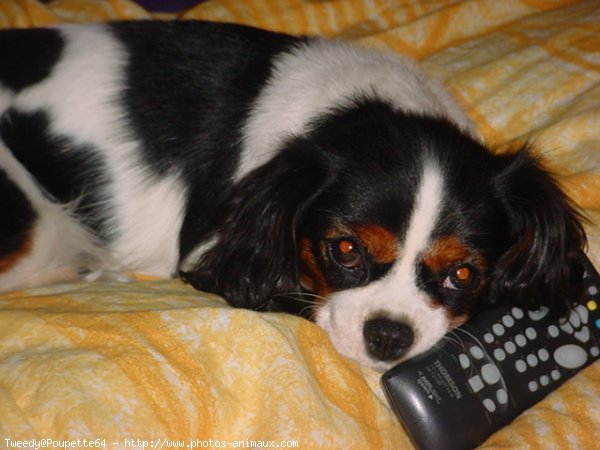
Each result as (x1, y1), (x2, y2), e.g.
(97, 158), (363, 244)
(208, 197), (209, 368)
(1, 1), (599, 449)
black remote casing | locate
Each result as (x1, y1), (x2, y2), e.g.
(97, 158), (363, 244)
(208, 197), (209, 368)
(382, 255), (600, 450)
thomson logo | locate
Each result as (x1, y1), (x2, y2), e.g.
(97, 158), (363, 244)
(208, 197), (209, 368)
(433, 359), (463, 399)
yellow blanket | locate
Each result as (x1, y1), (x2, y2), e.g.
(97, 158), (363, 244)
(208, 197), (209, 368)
(1, 1), (599, 449)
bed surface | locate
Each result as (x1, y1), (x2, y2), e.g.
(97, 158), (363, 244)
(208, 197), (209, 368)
(1, 1), (599, 448)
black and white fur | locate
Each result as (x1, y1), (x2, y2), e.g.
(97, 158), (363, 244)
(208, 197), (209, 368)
(0, 21), (586, 370)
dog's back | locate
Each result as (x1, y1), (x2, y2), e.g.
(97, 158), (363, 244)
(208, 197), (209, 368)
(0, 22), (299, 289)
(0, 21), (466, 292)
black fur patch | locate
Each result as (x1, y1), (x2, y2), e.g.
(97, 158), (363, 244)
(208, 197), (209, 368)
(0, 28), (64, 91)
(0, 168), (37, 259)
(109, 21), (303, 259)
(0, 109), (113, 242)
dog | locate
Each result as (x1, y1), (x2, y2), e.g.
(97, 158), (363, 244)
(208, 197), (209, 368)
(0, 20), (586, 370)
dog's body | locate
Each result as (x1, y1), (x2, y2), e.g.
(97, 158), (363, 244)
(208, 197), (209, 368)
(0, 21), (586, 370)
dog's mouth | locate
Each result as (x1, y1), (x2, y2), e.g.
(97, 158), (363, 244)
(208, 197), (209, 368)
(314, 297), (455, 371)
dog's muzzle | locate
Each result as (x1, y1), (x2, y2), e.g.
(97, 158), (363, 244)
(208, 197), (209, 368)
(363, 317), (415, 361)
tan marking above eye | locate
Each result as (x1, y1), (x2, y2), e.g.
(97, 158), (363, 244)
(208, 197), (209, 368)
(422, 235), (486, 273)
(299, 224), (398, 294)
(353, 225), (398, 264)
(324, 224), (398, 264)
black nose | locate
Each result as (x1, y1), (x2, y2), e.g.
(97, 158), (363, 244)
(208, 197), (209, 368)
(363, 318), (415, 361)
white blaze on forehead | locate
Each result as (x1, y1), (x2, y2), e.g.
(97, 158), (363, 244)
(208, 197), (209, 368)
(315, 161), (448, 370)
(396, 162), (444, 280)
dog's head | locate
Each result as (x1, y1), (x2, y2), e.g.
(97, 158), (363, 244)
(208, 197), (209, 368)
(184, 99), (586, 370)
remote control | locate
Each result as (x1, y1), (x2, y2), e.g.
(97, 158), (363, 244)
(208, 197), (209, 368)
(382, 255), (600, 450)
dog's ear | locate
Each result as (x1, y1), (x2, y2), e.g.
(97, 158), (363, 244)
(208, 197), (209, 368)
(182, 139), (329, 315)
(489, 147), (587, 316)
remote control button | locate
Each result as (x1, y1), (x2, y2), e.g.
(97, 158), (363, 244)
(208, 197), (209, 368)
(481, 363), (501, 384)
(484, 333), (495, 344)
(470, 346), (485, 360)
(525, 327), (537, 340)
(511, 307), (524, 319)
(504, 341), (517, 354)
(587, 300), (598, 311)
(493, 348), (506, 362)
(559, 320), (574, 334)
(515, 360), (527, 373)
(526, 354), (538, 367)
(459, 353), (471, 369)
(588, 285), (598, 296)
(540, 375), (550, 386)
(483, 398), (496, 413)
(547, 325), (560, 338)
(575, 304), (589, 324)
(502, 315), (515, 327)
(554, 344), (588, 369)
(568, 310), (581, 328)
(590, 347), (599, 357)
(551, 369), (561, 381)
(468, 375), (484, 393)
(528, 307), (549, 321)
(496, 388), (508, 405)
(574, 328), (590, 343)
(492, 323), (505, 336)
(528, 381), (539, 392)
(538, 349), (550, 361)
(515, 334), (527, 347)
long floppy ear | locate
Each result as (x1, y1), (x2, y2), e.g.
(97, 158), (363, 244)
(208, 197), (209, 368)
(182, 139), (329, 315)
(490, 147), (587, 316)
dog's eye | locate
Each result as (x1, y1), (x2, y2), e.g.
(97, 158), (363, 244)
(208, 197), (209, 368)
(443, 265), (479, 290)
(329, 238), (364, 270)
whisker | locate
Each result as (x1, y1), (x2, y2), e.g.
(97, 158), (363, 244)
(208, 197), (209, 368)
(272, 291), (328, 322)
(274, 294), (319, 306)
(287, 291), (329, 302)
(276, 291), (328, 305)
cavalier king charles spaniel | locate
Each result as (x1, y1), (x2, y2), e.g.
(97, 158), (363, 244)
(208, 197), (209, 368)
(0, 21), (586, 370)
